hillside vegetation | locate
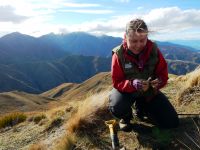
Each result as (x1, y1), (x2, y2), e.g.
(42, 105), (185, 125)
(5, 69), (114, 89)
(0, 66), (199, 150)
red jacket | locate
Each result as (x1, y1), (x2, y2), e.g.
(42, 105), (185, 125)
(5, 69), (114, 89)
(111, 39), (168, 93)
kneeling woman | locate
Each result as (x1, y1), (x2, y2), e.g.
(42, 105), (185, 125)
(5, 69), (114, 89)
(109, 19), (179, 131)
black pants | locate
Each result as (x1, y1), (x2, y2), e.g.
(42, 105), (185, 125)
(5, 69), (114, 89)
(109, 88), (179, 129)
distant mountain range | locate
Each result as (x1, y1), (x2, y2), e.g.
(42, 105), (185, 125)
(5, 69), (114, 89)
(169, 40), (200, 50)
(0, 32), (199, 93)
(0, 55), (110, 93)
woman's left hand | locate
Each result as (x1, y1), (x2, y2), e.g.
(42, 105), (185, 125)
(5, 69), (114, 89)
(142, 78), (151, 92)
(150, 78), (161, 89)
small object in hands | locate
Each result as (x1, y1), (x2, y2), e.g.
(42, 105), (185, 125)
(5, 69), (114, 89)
(132, 79), (143, 90)
(141, 77), (151, 92)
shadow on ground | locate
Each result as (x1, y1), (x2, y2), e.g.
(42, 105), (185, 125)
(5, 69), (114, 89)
(128, 116), (200, 150)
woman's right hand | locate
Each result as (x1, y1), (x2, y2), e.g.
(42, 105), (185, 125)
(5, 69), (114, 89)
(132, 78), (151, 92)
(141, 80), (150, 92)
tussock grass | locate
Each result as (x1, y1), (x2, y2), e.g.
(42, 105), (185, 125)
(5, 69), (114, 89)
(29, 143), (46, 150)
(45, 105), (73, 120)
(47, 109), (65, 119)
(66, 91), (110, 135)
(176, 67), (200, 87)
(44, 107), (70, 132)
(51, 91), (112, 149)
(176, 67), (200, 104)
(45, 117), (64, 132)
(54, 133), (76, 150)
(28, 114), (46, 124)
(0, 112), (27, 129)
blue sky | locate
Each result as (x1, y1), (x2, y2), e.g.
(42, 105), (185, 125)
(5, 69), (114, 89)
(0, 0), (200, 41)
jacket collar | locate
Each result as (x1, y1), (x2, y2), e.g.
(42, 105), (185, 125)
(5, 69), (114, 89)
(122, 39), (154, 70)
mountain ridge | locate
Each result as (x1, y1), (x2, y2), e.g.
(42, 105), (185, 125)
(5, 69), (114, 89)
(0, 32), (199, 93)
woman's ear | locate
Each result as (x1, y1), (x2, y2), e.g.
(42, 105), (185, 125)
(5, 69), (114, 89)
(123, 33), (127, 41)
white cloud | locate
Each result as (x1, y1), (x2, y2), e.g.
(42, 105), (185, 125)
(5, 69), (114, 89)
(75, 7), (200, 39)
(63, 2), (101, 7)
(144, 7), (200, 33)
(60, 9), (114, 14)
(0, 0), (65, 16)
(0, 2), (200, 41)
(0, 5), (29, 23)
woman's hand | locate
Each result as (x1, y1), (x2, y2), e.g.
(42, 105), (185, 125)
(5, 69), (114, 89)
(132, 78), (152, 92)
(142, 77), (151, 92)
(150, 78), (161, 89)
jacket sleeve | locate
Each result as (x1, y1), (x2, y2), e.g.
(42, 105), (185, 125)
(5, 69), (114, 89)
(155, 49), (168, 89)
(111, 53), (137, 92)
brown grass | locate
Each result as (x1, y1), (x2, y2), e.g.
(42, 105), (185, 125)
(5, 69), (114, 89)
(28, 113), (47, 124)
(66, 91), (110, 135)
(45, 105), (73, 120)
(45, 116), (64, 132)
(53, 133), (76, 150)
(176, 67), (200, 104)
(51, 91), (111, 149)
(0, 112), (27, 129)
(29, 143), (46, 150)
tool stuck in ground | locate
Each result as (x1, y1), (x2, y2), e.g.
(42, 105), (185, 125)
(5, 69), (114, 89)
(105, 119), (126, 150)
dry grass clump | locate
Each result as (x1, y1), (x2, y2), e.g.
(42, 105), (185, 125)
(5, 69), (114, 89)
(49, 109), (66, 119)
(46, 105), (73, 121)
(52, 91), (111, 149)
(54, 133), (76, 150)
(44, 108), (69, 132)
(0, 112), (27, 129)
(45, 116), (64, 132)
(176, 67), (200, 104)
(175, 117), (200, 150)
(29, 143), (46, 150)
(28, 113), (47, 124)
(66, 91), (110, 135)
(176, 67), (200, 87)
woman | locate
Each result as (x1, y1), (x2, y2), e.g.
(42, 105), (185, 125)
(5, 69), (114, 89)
(109, 19), (179, 131)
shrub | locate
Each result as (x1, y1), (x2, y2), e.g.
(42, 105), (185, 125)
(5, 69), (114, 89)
(45, 117), (64, 132)
(33, 114), (46, 124)
(0, 112), (27, 129)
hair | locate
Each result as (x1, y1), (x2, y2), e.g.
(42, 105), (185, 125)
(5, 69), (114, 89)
(126, 19), (148, 35)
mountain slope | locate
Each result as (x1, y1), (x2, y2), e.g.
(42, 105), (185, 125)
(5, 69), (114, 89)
(41, 72), (112, 101)
(0, 64), (40, 93)
(167, 59), (199, 75)
(0, 32), (200, 93)
(158, 41), (200, 63)
(0, 91), (58, 115)
(40, 32), (122, 57)
(5, 56), (111, 93)
(0, 32), (67, 64)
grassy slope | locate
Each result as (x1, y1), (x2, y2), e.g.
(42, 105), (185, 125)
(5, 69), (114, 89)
(67, 75), (200, 150)
(0, 70), (199, 150)
(41, 72), (112, 101)
(0, 91), (59, 115)
(59, 70), (200, 150)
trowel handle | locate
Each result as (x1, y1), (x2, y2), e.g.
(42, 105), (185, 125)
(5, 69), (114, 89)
(109, 126), (119, 149)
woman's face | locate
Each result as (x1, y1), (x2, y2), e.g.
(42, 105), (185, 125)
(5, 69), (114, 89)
(126, 31), (147, 54)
